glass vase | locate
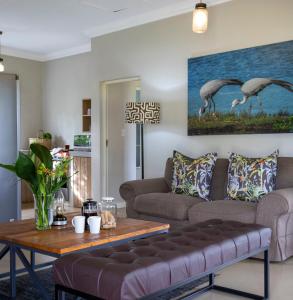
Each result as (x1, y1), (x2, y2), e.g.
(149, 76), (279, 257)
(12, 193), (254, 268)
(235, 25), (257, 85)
(33, 193), (54, 230)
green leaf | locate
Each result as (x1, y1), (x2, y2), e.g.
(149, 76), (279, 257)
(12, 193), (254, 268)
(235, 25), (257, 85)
(0, 163), (16, 173)
(15, 152), (37, 186)
(30, 143), (53, 170)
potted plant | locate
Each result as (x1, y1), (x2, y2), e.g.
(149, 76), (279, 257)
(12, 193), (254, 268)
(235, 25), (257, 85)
(0, 143), (71, 230)
(29, 131), (52, 150)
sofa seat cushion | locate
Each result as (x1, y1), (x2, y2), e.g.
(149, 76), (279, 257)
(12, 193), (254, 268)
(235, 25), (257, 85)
(188, 200), (256, 224)
(133, 193), (203, 221)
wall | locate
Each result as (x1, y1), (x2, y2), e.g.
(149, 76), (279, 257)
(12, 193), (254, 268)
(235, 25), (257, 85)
(42, 0), (293, 200)
(3, 55), (43, 149)
(42, 52), (93, 147)
(106, 80), (139, 202)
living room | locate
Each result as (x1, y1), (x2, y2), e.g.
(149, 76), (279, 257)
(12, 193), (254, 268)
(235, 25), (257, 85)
(0, 0), (292, 299)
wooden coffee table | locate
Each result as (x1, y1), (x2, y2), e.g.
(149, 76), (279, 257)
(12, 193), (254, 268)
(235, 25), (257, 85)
(0, 215), (169, 299)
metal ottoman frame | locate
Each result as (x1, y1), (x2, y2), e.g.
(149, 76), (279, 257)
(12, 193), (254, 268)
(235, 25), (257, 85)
(55, 247), (270, 300)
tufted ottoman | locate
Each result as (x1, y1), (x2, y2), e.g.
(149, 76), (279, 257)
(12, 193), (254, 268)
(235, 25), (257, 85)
(54, 219), (271, 300)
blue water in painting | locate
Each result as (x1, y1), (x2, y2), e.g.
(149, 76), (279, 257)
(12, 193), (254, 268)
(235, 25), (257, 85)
(188, 40), (293, 117)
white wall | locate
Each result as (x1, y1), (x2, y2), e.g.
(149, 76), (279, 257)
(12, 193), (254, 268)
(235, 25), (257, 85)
(42, 0), (293, 200)
(3, 55), (43, 149)
(106, 80), (138, 201)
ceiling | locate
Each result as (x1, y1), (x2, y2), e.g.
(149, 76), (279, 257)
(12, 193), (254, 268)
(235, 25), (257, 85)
(0, 0), (230, 61)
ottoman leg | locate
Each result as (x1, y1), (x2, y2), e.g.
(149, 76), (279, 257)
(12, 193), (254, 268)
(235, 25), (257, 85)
(264, 249), (270, 300)
(55, 285), (65, 300)
(209, 273), (215, 286)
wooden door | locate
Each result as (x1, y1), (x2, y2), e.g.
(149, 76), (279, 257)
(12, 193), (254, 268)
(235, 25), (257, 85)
(72, 157), (92, 207)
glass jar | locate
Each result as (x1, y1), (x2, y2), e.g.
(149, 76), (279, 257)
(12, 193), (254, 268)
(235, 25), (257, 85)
(99, 197), (117, 229)
(52, 190), (67, 226)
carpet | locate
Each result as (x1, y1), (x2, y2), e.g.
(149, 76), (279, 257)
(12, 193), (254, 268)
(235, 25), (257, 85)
(0, 268), (209, 300)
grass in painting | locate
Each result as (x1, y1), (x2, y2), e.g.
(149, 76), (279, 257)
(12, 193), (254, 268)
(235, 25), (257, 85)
(188, 111), (293, 135)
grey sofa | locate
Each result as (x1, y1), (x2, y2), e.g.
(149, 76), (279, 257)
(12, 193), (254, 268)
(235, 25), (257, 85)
(120, 157), (293, 262)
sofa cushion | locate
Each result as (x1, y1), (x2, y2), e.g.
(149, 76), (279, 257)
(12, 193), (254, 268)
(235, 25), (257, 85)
(172, 151), (217, 200)
(227, 151), (278, 202)
(188, 200), (256, 224)
(133, 193), (203, 221)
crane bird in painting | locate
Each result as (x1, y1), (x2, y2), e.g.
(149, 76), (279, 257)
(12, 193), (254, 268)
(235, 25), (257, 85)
(231, 78), (293, 111)
(198, 79), (243, 117)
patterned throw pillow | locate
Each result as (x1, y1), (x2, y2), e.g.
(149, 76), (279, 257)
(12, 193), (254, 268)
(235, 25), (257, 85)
(227, 151), (279, 202)
(172, 151), (217, 200)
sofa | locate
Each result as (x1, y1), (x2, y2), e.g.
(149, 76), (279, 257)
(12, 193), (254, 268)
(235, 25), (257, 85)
(120, 157), (293, 261)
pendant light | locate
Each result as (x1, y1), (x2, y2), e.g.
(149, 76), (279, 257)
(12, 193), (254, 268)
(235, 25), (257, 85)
(0, 31), (4, 72)
(192, 1), (208, 33)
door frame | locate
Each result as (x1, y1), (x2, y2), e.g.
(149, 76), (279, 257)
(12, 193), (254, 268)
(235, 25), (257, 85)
(100, 76), (140, 199)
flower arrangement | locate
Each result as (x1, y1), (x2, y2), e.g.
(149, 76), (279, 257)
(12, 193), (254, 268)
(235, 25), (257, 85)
(0, 143), (71, 230)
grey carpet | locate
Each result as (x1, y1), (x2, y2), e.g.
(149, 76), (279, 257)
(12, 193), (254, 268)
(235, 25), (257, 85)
(0, 268), (209, 300)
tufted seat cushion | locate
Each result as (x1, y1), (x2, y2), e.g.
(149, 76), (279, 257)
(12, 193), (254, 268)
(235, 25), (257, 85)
(53, 220), (271, 300)
(188, 200), (257, 224)
(133, 192), (203, 221)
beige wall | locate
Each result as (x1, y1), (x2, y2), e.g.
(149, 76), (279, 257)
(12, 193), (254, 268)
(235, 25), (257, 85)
(42, 0), (293, 200)
(3, 55), (43, 149)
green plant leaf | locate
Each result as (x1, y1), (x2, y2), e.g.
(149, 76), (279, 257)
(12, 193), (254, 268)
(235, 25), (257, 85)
(15, 152), (37, 186)
(30, 143), (53, 170)
(0, 163), (16, 173)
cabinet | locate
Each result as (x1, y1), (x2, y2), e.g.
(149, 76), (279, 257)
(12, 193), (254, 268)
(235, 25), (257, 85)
(82, 99), (91, 132)
(21, 181), (34, 204)
(72, 156), (92, 207)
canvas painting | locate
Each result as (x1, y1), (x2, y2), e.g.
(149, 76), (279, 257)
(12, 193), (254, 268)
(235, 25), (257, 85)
(188, 40), (293, 135)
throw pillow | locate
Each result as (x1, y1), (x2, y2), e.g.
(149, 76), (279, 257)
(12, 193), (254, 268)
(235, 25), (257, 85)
(227, 151), (279, 202)
(172, 151), (217, 200)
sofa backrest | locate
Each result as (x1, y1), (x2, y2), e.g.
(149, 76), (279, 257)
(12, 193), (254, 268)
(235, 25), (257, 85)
(164, 157), (293, 200)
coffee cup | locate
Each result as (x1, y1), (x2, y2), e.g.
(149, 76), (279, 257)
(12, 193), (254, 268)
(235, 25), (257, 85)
(87, 216), (101, 234)
(72, 216), (85, 233)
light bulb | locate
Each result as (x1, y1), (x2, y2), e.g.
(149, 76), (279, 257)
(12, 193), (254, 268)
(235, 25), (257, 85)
(192, 2), (208, 33)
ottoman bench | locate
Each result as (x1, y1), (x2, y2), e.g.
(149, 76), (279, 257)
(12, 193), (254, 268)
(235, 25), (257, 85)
(53, 219), (271, 300)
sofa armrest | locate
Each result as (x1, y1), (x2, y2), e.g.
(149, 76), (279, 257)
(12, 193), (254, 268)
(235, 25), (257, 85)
(257, 188), (293, 217)
(119, 178), (171, 204)
(256, 188), (293, 261)
(256, 188), (293, 229)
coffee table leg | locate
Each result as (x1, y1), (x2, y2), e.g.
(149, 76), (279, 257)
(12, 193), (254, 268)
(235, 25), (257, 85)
(10, 245), (16, 299)
(16, 248), (50, 300)
(30, 251), (35, 270)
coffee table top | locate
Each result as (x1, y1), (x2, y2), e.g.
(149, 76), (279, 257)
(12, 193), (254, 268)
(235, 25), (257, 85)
(0, 215), (169, 255)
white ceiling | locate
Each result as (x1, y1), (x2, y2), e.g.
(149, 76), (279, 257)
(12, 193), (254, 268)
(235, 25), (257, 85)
(0, 0), (230, 61)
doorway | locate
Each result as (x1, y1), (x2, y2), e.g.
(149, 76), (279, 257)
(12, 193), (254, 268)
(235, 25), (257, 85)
(101, 78), (141, 207)
(0, 73), (20, 221)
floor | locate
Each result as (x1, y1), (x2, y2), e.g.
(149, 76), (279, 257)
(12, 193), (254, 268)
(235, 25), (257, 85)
(5, 206), (292, 299)
(196, 258), (293, 300)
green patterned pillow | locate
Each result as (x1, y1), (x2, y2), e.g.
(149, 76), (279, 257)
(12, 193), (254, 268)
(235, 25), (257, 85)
(172, 151), (217, 200)
(227, 151), (278, 202)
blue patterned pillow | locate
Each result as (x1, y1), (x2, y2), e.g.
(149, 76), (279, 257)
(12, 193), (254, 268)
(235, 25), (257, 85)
(227, 151), (278, 202)
(172, 151), (217, 200)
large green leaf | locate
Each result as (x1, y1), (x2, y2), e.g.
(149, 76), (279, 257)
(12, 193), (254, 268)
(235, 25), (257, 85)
(30, 143), (53, 170)
(0, 163), (16, 173)
(15, 152), (37, 186)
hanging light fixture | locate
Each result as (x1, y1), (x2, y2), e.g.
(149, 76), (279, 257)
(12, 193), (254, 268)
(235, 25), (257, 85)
(0, 31), (4, 72)
(192, 1), (208, 33)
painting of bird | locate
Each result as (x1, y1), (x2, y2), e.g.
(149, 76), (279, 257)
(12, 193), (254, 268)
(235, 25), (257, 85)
(198, 79), (243, 117)
(188, 40), (293, 135)
(231, 78), (293, 111)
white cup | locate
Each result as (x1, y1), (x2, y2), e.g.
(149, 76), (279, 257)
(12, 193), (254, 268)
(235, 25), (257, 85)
(87, 216), (101, 234)
(72, 216), (85, 233)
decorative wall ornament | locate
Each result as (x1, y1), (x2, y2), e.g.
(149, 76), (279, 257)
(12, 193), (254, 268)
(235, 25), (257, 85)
(188, 40), (293, 135)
